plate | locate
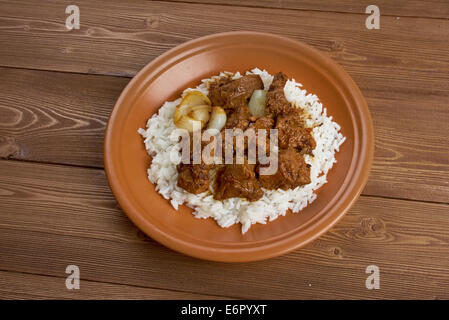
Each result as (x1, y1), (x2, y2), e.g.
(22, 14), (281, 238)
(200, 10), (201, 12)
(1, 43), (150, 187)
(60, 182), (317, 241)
(104, 31), (374, 262)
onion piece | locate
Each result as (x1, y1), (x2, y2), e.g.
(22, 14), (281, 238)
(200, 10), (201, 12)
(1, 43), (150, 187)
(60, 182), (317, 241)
(180, 91), (211, 108)
(207, 106), (227, 131)
(174, 91), (212, 132)
(248, 89), (267, 117)
(189, 104), (211, 123)
(174, 104), (211, 132)
(174, 115), (203, 133)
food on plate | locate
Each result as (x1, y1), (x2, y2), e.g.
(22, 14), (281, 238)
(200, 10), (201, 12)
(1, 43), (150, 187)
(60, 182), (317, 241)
(138, 69), (345, 233)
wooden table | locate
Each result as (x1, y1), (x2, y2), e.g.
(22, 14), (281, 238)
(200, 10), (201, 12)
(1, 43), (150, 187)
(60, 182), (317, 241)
(0, 0), (448, 300)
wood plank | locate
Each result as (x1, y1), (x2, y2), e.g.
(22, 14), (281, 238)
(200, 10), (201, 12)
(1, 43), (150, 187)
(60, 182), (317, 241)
(0, 270), (229, 299)
(0, 160), (448, 299)
(1, 65), (448, 203)
(0, 0), (448, 79)
(0, 67), (128, 168)
(165, 0), (449, 19)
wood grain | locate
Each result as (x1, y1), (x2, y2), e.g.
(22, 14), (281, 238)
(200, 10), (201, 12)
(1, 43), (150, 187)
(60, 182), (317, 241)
(1, 65), (448, 203)
(0, 270), (229, 299)
(1, 159), (448, 299)
(0, 0), (448, 78)
(0, 67), (128, 168)
(164, 0), (449, 19)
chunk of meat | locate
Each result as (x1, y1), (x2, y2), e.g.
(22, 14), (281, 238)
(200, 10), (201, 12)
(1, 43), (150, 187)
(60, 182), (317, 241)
(177, 163), (210, 194)
(225, 111), (274, 137)
(249, 114), (275, 131)
(208, 77), (233, 106)
(221, 113), (276, 158)
(225, 105), (252, 130)
(217, 106), (249, 160)
(208, 74), (264, 110)
(258, 148), (311, 190)
(247, 114), (276, 157)
(266, 72), (296, 115)
(214, 162), (263, 202)
(275, 113), (316, 154)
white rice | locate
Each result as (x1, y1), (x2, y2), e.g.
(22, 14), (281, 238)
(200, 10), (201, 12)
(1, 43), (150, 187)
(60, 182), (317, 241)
(138, 68), (346, 233)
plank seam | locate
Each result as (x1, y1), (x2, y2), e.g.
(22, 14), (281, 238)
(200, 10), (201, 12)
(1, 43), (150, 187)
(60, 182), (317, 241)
(157, 0), (449, 21)
(0, 268), (237, 299)
(0, 65), (133, 79)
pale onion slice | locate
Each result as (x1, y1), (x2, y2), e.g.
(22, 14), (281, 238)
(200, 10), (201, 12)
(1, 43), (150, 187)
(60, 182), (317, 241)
(189, 105), (211, 123)
(207, 106), (227, 131)
(174, 115), (203, 133)
(179, 91), (211, 112)
(174, 91), (212, 132)
(174, 104), (211, 132)
(248, 89), (267, 117)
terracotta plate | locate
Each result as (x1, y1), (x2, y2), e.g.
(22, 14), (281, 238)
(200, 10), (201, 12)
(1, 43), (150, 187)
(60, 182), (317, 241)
(104, 32), (374, 262)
